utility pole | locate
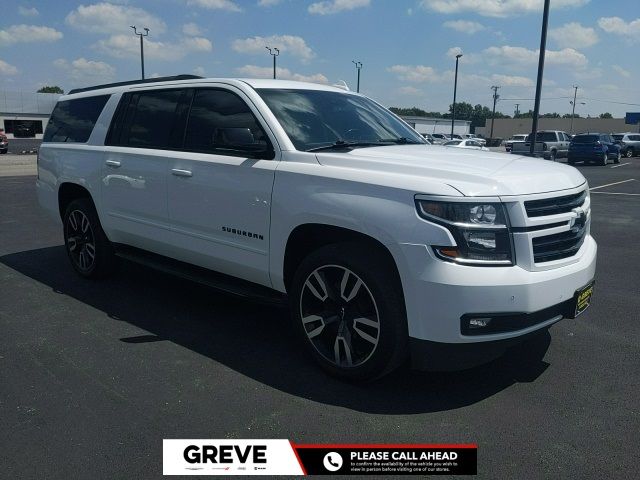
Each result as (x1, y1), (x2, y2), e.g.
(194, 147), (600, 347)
(266, 47), (280, 79)
(529, 0), (550, 156)
(489, 85), (500, 140)
(451, 53), (463, 138)
(130, 26), (149, 79)
(352, 61), (362, 93)
(569, 85), (578, 134)
(514, 103), (520, 117)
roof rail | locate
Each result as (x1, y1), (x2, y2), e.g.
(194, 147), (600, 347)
(67, 74), (203, 95)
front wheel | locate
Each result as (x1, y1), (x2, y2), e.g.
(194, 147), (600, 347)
(614, 152), (621, 164)
(290, 243), (408, 381)
(625, 148), (634, 158)
(549, 150), (557, 162)
(63, 198), (116, 278)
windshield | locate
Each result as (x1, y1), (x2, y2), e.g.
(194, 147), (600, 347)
(572, 135), (599, 143)
(256, 89), (425, 151)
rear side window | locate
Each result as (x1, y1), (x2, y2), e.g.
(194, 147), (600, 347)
(124, 90), (184, 148)
(183, 89), (272, 158)
(43, 95), (110, 143)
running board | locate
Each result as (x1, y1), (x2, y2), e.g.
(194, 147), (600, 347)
(114, 245), (287, 306)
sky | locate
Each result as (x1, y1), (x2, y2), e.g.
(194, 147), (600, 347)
(1, 0), (639, 117)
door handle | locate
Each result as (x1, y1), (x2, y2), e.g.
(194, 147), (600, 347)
(171, 168), (193, 177)
(105, 160), (121, 168)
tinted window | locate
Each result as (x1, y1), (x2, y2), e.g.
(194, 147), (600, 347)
(184, 89), (271, 157)
(572, 135), (599, 143)
(631, 135), (640, 141)
(612, 134), (624, 141)
(43, 95), (110, 143)
(124, 90), (183, 148)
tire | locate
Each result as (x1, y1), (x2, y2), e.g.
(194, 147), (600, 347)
(614, 152), (621, 164)
(599, 152), (608, 166)
(549, 150), (557, 162)
(63, 198), (116, 279)
(626, 148), (634, 158)
(568, 157), (576, 165)
(289, 242), (408, 381)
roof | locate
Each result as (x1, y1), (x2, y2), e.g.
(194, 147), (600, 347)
(62, 76), (353, 100)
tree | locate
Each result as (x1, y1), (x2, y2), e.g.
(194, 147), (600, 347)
(389, 107), (444, 118)
(599, 112), (613, 119)
(37, 86), (64, 94)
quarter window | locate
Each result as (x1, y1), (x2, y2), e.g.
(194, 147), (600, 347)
(43, 95), (110, 143)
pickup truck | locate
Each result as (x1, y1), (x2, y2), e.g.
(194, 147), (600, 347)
(36, 76), (597, 381)
(510, 130), (572, 161)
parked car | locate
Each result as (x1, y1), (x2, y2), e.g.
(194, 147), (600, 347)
(612, 132), (640, 158)
(421, 133), (435, 144)
(0, 133), (8, 154)
(510, 130), (571, 161)
(568, 133), (622, 165)
(36, 76), (596, 380)
(505, 134), (527, 152)
(443, 139), (489, 151)
(465, 134), (486, 146)
(430, 133), (448, 144)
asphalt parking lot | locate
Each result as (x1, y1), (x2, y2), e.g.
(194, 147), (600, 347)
(1, 154), (638, 479)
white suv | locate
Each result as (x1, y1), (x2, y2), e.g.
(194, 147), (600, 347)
(36, 76), (597, 381)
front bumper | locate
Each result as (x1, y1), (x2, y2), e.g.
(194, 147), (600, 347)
(397, 236), (597, 346)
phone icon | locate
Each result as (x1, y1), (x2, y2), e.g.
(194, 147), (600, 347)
(323, 452), (343, 471)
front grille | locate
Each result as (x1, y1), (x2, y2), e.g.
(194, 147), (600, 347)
(532, 224), (587, 262)
(524, 190), (587, 217)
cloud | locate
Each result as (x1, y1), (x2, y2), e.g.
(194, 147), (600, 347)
(186, 0), (242, 11)
(232, 35), (315, 61)
(235, 64), (328, 83)
(66, 3), (167, 34)
(598, 17), (640, 42)
(398, 86), (423, 96)
(182, 23), (203, 36)
(54, 57), (116, 83)
(18, 6), (39, 16)
(550, 22), (598, 48)
(483, 45), (588, 68)
(193, 66), (206, 76)
(0, 25), (63, 46)
(95, 34), (212, 60)
(387, 65), (442, 83)
(489, 74), (534, 87)
(0, 60), (19, 75)
(612, 65), (630, 78)
(420, 0), (590, 18)
(308, 0), (370, 15)
(258, 0), (283, 5)
(443, 20), (485, 34)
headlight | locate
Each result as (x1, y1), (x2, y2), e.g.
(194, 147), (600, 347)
(416, 199), (514, 266)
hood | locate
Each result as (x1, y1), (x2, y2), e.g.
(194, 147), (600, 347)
(315, 145), (585, 196)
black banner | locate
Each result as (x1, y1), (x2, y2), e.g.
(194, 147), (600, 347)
(292, 444), (477, 475)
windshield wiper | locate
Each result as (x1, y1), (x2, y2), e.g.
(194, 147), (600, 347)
(306, 140), (393, 152)
(378, 137), (423, 145)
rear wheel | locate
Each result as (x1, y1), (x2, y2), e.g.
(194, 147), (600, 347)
(290, 243), (408, 381)
(599, 152), (608, 166)
(63, 198), (116, 278)
(626, 147), (634, 158)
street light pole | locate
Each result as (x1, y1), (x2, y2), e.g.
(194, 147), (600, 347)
(130, 26), (149, 79)
(352, 61), (362, 93)
(266, 47), (280, 79)
(569, 85), (579, 134)
(490, 85), (500, 140)
(529, 0), (550, 156)
(451, 53), (462, 138)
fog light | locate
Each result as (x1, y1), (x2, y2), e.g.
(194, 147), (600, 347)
(468, 318), (492, 329)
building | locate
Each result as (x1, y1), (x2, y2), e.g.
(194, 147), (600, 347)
(401, 116), (471, 136)
(476, 117), (636, 140)
(0, 90), (60, 139)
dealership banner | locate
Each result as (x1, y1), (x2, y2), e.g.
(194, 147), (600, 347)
(163, 440), (477, 475)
